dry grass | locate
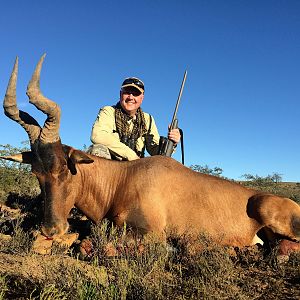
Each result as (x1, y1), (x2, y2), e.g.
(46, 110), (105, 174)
(0, 161), (300, 299)
(1, 213), (299, 299)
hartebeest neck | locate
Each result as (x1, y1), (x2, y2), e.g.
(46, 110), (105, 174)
(73, 157), (128, 222)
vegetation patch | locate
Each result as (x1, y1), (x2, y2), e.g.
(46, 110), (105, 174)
(0, 146), (300, 299)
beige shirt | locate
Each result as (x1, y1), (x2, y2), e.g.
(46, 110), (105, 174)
(90, 106), (160, 160)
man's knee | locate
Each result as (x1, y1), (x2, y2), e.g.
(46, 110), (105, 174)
(86, 144), (111, 159)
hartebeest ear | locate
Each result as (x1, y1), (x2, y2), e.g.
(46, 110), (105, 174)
(0, 151), (34, 164)
(69, 151), (94, 165)
(67, 150), (94, 175)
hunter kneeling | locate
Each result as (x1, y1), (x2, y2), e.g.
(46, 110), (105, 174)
(88, 77), (181, 160)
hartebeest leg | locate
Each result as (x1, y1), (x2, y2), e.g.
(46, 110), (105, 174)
(247, 194), (300, 242)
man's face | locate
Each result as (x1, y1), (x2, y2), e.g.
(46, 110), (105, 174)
(120, 87), (144, 116)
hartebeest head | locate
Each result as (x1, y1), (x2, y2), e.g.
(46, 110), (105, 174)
(2, 55), (94, 237)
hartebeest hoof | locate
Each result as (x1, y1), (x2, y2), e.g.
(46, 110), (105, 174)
(79, 238), (93, 259)
(104, 242), (119, 257)
(278, 239), (300, 255)
(275, 240), (300, 264)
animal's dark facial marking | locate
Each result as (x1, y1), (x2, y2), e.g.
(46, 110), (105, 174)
(41, 176), (69, 236)
(37, 141), (67, 174)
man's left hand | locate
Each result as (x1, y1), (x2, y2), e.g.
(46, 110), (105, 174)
(168, 128), (181, 144)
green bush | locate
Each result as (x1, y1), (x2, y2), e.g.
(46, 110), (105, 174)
(190, 164), (224, 177)
(241, 173), (300, 204)
(0, 144), (40, 203)
(0, 275), (7, 300)
(0, 216), (32, 254)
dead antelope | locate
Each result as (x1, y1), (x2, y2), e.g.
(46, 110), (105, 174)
(2, 55), (300, 252)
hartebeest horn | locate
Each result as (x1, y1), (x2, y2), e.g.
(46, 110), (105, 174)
(3, 57), (41, 146)
(26, 54), (61, 144)
(0, 152), (34, 164)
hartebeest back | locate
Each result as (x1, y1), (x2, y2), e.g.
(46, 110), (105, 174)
(2, 55), (300, 248)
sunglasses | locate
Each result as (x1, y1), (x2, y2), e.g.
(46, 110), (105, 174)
(122, 78), (145, 90)
(121, 87), (142, 97)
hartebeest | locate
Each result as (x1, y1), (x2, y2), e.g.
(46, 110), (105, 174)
(2, 55), (300, 249)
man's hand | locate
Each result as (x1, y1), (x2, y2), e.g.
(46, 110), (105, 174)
(168, 128), (181, 144)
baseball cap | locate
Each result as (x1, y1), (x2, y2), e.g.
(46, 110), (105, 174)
(121, 77), (145, 94)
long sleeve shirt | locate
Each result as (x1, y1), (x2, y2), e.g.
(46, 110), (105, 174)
(90, 106), (160, 160)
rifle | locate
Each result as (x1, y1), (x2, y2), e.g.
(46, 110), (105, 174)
(159, 70), (187, 164)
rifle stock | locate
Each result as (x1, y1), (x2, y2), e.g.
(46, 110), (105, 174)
(162, 119), (178, 157)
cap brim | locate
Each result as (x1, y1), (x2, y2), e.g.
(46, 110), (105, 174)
(121, 83), (144, 94)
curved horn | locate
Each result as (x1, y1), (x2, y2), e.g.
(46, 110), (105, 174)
(3, 57), (41, 146)
(0, 152), (34, 164)
(27, 54), (61, 144)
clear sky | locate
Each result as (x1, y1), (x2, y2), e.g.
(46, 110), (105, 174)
(0, 1), (299, 182)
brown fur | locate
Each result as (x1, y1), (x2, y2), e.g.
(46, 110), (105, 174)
(2, 55), (300, 249)
(51, 151), (298, 247)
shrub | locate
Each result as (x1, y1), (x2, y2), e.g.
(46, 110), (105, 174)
(0, 275), (7, 300)
(0, 144), (40, 203)
(0, 216), (32, 254)
(190, 164), (224, 177)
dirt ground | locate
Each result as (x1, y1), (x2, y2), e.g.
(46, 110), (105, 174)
(0, 197), (300, 299)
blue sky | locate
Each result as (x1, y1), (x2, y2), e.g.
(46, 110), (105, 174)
(0, 1), (299, 182)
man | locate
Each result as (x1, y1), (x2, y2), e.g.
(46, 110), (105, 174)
(88, 77), (181, 160)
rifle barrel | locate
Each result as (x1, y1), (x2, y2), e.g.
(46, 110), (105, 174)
(162, 70), (187, 158)
(171, 70), (187, 127)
